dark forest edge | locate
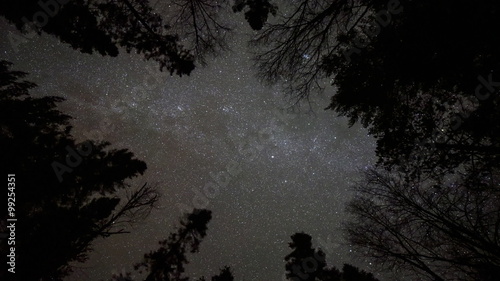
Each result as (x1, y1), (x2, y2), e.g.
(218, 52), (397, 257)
(2, 0), (500, 280)
(0, 60), (159, 280)
(1, 0), (277, 76)
(107, 211), (381, 281)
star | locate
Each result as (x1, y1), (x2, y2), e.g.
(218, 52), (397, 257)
(0, 10), (377, 280)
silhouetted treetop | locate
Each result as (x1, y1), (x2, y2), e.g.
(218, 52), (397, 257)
(197, 266), (234, 281)
(285, 232), (327, 281)
(134, 209), (213, 281)
(210, 266), (234, 281)
(232, 0), (277, 30)
(284, 232), (380, 281)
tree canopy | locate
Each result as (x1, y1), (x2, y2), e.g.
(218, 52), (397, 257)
(3, 0), (500, 280)
(0, 60), (159, 281)
(346, 168), (500, 281)
(253, 0), (500, 176)
(249, 1), (500, 279)
(284, 232), (380, 281)
(1, 0), (235, 76)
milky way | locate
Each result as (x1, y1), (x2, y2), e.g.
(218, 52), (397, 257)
(1, 12), (377, 280)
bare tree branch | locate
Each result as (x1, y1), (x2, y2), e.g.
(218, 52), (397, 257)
(346, 168), (500, 280)
(251, 0), (369, 103)
(168, 0), (232, 64)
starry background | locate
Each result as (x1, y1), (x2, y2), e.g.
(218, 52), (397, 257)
(0, 7), (377, 281)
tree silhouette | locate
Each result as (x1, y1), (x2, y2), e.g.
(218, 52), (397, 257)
(323, 0), (500, 179)
(197, 266), (234, 281)
(261, 2), (500, 278)
(251, 0), (373, 102)
(167, 0), (232, 65)
(346, 168), (500, 281)
(210, 266), (234, 281)
(0, 60), (159, 281)
(232, 0), (277, 31)
(107, 209), (233, 281)
(285, 232), (328, 281)
(252, 0), (500, 176)
(250, 19), (500, 281)
(340, 264), (379, 281)
(135, 209), (212, 281)
(284, 232), (379, 281)
(1, 0), (233, 76)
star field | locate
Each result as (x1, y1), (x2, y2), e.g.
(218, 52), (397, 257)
(1, 14), (377, 281)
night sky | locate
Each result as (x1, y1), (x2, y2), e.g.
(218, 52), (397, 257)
(1, 8), (377, 280)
